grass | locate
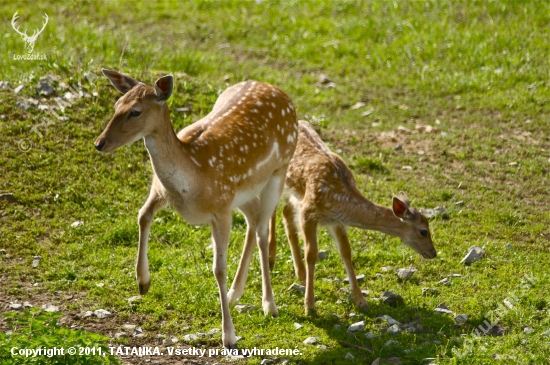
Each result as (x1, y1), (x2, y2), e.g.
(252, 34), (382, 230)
(1, 0), (549, 364)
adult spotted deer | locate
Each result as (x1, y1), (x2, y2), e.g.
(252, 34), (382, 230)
(94, 70), (298, 348)
(228, 121), (436, 314)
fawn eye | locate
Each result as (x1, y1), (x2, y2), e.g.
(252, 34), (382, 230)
(128, 109), (141, 119)
(420, 229), (429, 237)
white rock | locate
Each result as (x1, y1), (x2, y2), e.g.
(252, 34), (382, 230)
(318, 250), (330, 261)
(294, 322), (303, 330)
(42, 304), (59, 312)
(303, 336), (319, 345)
(23, 301), (33, 308)
(380, 266), (391, 272)
(32, 256), (42, 268)
(461, 246), (485, 264)
(183, 334), (198, 342)
(9, 303), (23, 310)
(114, 332), (128, 339)
(397, 267), (417, 280)
(542, 329), (550, 336)
(163, 337), (179, 346)
(235, 304), (258, 313)
(434, 303), (453, 315)
(93, 309), (111, 318)
(316, 345), (328, 350)
(71, 221), (84, 228)
(288, 283), (305, 293)
(123, 324), (136, 331)
(207, 328), (220, 335)
(343, 273), (365, 283)
(82, 311), (94, 318)
(455, 314), (469, 323)
(365, 332), (375, 338)
(127, 295), (142, 304)
(351, 102), (366, 109)
(344, 352), (355, 360)
(523, 327), (533, 334)
(377, 315), (401, 326)
(14, 85), (25, 94)
(385, 340), (400, 347)
(347, 321), (365, 332)
(387, 324), (401, 334)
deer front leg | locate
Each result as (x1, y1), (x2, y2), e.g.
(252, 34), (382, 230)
(329, 224), (368, 310)
(301, 208), (318, 315)
(136, 187), (165, 294)
(282, 199), (306, 283)
(228, 198), (259, 305)
(210, 212), (237, 349)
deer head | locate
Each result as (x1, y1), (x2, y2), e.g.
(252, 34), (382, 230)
(11, 11), (49, 54)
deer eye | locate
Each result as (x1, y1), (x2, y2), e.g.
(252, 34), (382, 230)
(128, 109), (141, 119)
(420, 229), (429, 237)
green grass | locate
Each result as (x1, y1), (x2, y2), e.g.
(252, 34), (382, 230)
(1, 0), (549, 364)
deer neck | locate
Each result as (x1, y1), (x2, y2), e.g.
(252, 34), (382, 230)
(343, 192), (404, 238)
(143, 105), (194, 191)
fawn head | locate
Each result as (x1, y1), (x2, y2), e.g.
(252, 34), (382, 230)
(95, 69), (173, 152)
(392, 192), (436, 259)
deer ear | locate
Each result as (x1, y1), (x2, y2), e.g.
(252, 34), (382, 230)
(154, 75), (173, 103)
(392, 196), (411, 220)
(102, 69), (140, 94)
(397, 191), (411, 207)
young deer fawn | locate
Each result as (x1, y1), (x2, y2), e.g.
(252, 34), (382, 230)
(94, 70), (298, 348)
(229, 121), (436, 314)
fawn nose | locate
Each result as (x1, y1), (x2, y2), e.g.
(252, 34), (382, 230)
(95, 140), (105, 151)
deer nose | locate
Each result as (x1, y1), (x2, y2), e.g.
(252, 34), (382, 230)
(95, 140), (105, 151)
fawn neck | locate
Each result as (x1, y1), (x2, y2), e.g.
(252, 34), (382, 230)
(343, 191), (404, 237)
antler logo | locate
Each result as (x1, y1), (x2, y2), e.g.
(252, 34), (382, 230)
(11, 11), (49, 54)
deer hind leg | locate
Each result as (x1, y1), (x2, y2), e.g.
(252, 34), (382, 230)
(300, 207), (319, 315)
(328, 224), (368, 310)
(228, 198), (259, 305)
(282, 198), (306, 283)
(136, 186), (166, 295)
(256, 169), (288, 317)
(268, 208), (277, 270)
(210, 211), (237, 349)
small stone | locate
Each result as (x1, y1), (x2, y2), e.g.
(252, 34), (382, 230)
(16, 101), (29, 110)
(343, 274), (365, 283)
(123, 324), (136, 331)
(347, 321), (365, 332)
(127, 296), (142, 304)
(223, 75), (232, 82)
(403, 322), (423, 333)
(351, 102), (366, 109)
(32, 256), (42, 268)
(523, 326), (533, 334)
(387, 324), (401, 334)
(319, 74), (332, 84)
(418, 150), (425, 155)
(376, 315), (401, 326)
(361, 109), (374, 116)
(303, 336), (318, 345)
(36, 80), (55, 96)
(71, 221), (84, 228)
(490, 324), (506, 336)
(504, 244), (514, 250)
(260, 360), (274, 365)
(380, 266), (391, 272)
(365, 331), (375, 339)
(375, 273), (384, 278)
(316, 345), (328, 350)
(0, 193), (16, 203)
(23, 301), (33, 308)
(93, 309), (111, 318)
(434, 303), (453, 315)
(235, 304), (259, 313)
(422, 288), (439, 296)
(42, 304), (59, 312)
(344, 352), (355, 360)
(0, 81), (10, 89)
(115, 332), (128, 339)
(82, 311), (94, 318)
(401, 166), (413, 171)
(132, 327), (144, 337)
(325, 82), (337, 89)
(450, 273), (463, 278)
(288, 283), (305, 293)
(461, 246), (485, 264)
(541, 329), (550, 336)
(318, 250), (330, 260)
(9, 303), (23, 310)
(508, 161), (518, 166)
(380, 291), (403, 307)
(294, 322), (303, 330)
(397, 126), (411, 133)
(183, 334), (198, 342)
(207, 328), (220, 336)
(163, 337), (179, 346)
(397, 267), (417, 280)
(361, 290), (369, 297)
(455, 314), (468, 323)
(454, 201), (464, 206)
(394, 144), (403, 151)
(384, 340), (400, 347)
(438, 278), (450, 285)
(96, 283), (105, 288)
(175, 107), (190, 113)
(14, 85), (25, 94)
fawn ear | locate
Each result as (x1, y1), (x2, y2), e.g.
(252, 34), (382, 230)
(154, 75), (173, 103)
(397, 191), (411, 207)
(102, 69), (140, 94)
(392, 195), (411, 220)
